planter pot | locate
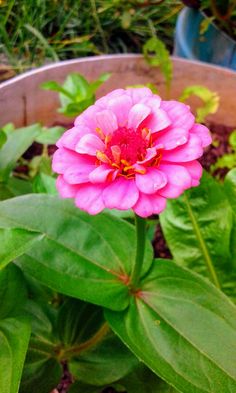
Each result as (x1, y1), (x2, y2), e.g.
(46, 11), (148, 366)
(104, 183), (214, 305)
(174, 7), (236, 70)
(0, 54), (236, 128)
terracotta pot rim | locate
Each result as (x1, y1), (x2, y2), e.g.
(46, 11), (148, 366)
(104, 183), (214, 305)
(1, 54), (236, 90)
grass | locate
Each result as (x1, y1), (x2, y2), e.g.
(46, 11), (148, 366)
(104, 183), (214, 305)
(0, 0), (182, 73)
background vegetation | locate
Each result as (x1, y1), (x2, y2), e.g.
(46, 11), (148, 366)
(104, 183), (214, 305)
(0, 0), (182, 75)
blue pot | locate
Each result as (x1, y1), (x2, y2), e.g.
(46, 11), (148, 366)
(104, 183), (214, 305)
(174, 7), (236, 70)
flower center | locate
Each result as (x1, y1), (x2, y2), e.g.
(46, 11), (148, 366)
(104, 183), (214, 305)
(104, 127), (148, 165)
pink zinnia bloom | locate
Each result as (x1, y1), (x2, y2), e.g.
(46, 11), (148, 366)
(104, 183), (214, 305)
(52, 88), (211, 217)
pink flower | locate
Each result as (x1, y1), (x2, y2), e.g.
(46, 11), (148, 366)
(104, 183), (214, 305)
(52, 88), (211, 217)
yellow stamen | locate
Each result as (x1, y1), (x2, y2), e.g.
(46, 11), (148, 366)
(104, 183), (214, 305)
(135, 168), (146, 175)
(96, 127), (105, 140)
(112, 163), (120, 169)
(123, 165), (134, 172)
(96, 151), (111, 164)
(121, 159), (130, 166)
(105, 134), (112, 146)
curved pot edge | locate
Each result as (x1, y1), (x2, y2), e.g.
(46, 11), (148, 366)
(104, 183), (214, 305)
(1, 54), (236, 90)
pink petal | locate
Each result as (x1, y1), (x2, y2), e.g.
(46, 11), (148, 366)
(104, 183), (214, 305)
(95, 89), (126, 109)
(56, 175), (79, 198)
(158, 164), (192, 198)
(127, 87), (152, 104)
(75, 134), (105, 156)
(133, 193), (166, 217)
(127, 104), (151, 129)
(52, 148), (94, 174)
(138, 147), (157, 164)
(64, 164), (94, 184)
(183, 161), (203, 186)
(142, 109), (171, 133)
(96, 110), (118, 135)
(89, 165), (118, 183)
(162, 134), (203, 163)
(154, 127), (188, 150)
(75, 105), (100, 130)
(103, 178), (139, 210)
(75, 184), (105, 215)
(190, 124), (212, 148)
(140, 96), (161, 111)
(161, 101), (195, 130)
(56, 126), (92, 150)
(107, 95), (132, 127)
(135, 168), (167, 194)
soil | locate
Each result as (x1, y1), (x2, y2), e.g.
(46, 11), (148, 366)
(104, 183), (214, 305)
(17, 121), (235, 393)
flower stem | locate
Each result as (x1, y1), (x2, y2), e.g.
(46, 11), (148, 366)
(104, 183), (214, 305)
(130, 214), (147, 289)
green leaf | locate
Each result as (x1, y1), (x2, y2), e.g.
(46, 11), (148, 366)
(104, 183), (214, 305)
(21, 297), (137, 393)
(224, 168), (236, 265)
(0, 318), (31, 393)
(212, 153), (236, 171)
(0, 124), (41, 181)
(24, 24), (59, 61)
(59, 299), (138, 386)
(0, 194), (153, 310)
(69, 364), (176, 393)
(32, 173), (57, 194)
(0, 264), (28, 319)
(0, 228), (44, 269)
(58, 97), (94, 117)
(0, 123), (15, 136)
(179, 85), (219, 123)
(0, 129), (7, 149)
(143, 37), (172, 90)
(35, 126), (65, 145)
(70, 331), (138, 386)
(0, 177), (32, 201)
(19, 300), (61, 393)
(0, 265), (31, 393)
(42, 72), (110, 117)
(160, 172), (233, 292)
(199, 16), (214, 34)
(105, 259), (236, 393)
(119, 363), (178, 393)
(229, 130), (236, 149)
(225, 168), (236, 212)
(41, 81), (74, 98)
(88, 72), (111, 96)
(62, 73), (90, 101)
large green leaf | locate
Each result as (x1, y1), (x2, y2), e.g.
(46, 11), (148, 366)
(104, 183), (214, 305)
(105, 259), (236, 393)
(0, 318), (31, 393)
(0, 228), (43, 269)
(0, 264), (28, 319)
(0, 177), (32, 201)
(0, 194), (153, 310)
(0, 265), (31, 393)
(0, 124), (41, 181)
(160, 172), (233, 292)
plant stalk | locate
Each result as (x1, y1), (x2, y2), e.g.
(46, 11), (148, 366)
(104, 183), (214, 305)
(130, 214), (147, 289)
(57, 322), (109, 360)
